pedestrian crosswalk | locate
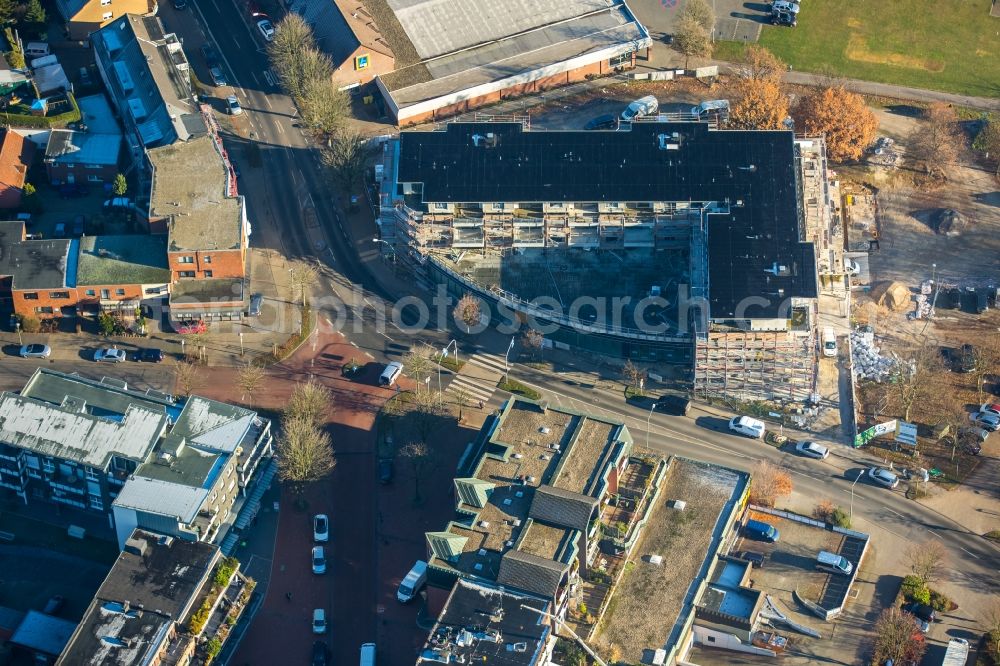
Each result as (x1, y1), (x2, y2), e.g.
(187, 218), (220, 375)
(443, 352), (508, 406)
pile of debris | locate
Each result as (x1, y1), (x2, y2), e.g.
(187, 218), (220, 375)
(909, 280), (936, 320)
(868, 137), (900, 167)
(850, 326), (898, 382)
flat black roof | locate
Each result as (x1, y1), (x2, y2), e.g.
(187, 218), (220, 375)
(397, 122), (816, 318)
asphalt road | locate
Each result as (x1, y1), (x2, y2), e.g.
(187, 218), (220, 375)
(165, 0), (1000, 656)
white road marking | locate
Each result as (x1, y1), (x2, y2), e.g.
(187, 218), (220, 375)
(958, 546), (979, 559)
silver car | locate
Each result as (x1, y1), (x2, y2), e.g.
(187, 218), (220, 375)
(94, 348), (127, 363)
(19, 344), (51, 358)
(868, 467), (899, 489)
(795, 441), (830, 459)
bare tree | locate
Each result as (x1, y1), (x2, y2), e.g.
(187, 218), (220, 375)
(891, 344), (942, 423)
(174, 360), (205, 397)
(285, 378), (333, 426)
(323, 130), (371, 194)
(403, 344), (435, 391)
(622, 360), (646, 395)
(972, 334), (1000, 403)
(300, 73), (350, 136)
(266, 15), (318, 98)
(453, 293), (482, 334)
(983, 599), (1000, 658)
(973, 114), (1000, 176)
(452, 385), (472, 422)
(733, 45), (785, 84)
(749, 460), (793, 507)
(673, 15), (711, 69)
(905, 539), (949, 584)
(411, 387), (447, 444)
(289, 261), (320, 307)
(679, 0), (715, 32)
(399, 441), (430, 504)
(908, 103), (964, 180)
(872, 607), (927, 665)
(237, 362), (267, 408)
(276, 415), (336, 495)
(520, 328), (544, 359)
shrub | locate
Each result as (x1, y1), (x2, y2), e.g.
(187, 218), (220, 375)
(929, 588), (953, 612)
(213, 556), (239, 586)
(830, 507), (852, 529)
(901, 575), (930, 605)
(187, 599), (212, 634)
(205, 637), (223, 658)
(17, 314), (41, 333)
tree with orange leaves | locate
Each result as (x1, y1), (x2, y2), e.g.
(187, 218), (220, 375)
(793, 86), (879, 162)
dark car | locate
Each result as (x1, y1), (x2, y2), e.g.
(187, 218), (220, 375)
(902, 602), (936, 631)
(43, 595), (65, 615)
(958, 344), (976, 373)
(378, 458), (394, 484)
(940, 288), (961, 309)
(135, 348), (164, 363)
(72, 215), (85, 236)
(772, 10), (796, 26)
(311, 640), (329, 666)
(655, 394), (691, 416)
(173, 0), (187, 8)
(730, 550), (765, 568)
(59, 183), (90, 198)
(248, 293), (263, 317)
(201, 43), (220, 67)
(584, 114), (619, 131)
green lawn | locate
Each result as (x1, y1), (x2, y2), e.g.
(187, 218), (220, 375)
(714, 0), (1000, 98)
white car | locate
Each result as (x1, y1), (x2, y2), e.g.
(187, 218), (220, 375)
(728, 416), (766, 439)
(867, 467), (899, 489)
(19, 344), (51, 358)
(621, 95), (658, 122)
(980, 403), (1000, 417)
(970, 411), (1000, 432)
(226, 95), (242, 115)
(94, 348), (127, 363)
(795, 441), (830, 459)
(257, 18), (275, 41)
(312, 608), (327, 634)
(311, 546), (326, 574)
(313, 514), (329, 543)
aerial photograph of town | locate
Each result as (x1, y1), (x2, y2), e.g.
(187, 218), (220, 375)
(0, 0), (998, 664)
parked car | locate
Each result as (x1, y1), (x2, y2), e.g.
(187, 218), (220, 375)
(655, 394), (691, 416)
(728, 416), (766, 439)
(135, 348), (164, 363)
(54, 222), (67, 237)
(72, 215), (85, 236)
(795, 441), (830, 459)
(980, 403), (1000, 417)
(19, 344), (51, 358)
(257, 18), (275, 41)
(312, 608), (327, 634)
(311, 546), (327, 574)
(621, 95), (658, 121)
(313, 514), (329, 543)
(43, 595), (65, 615)
(201, 43), (220, 67)
(970, 411), (1000, 431)
(209, 66), (228, 87)
(311, 641), (329, 666)
(584, 114), (619, 130)
(772, 10), (796, 26)
(226, 95), (243, 115)
(730, 550), (765, 568)
(378, 458), (394, 484)
(94, 348), (127, 363)
(743, 519), (779, 542)
(691, 99), (731, 122)
(902, 602), (936, 632)
(867, 466), (899, 489)
(771, 0), (800, 14)
(104, 197), (132, 209)
(173, 0), (187, 9)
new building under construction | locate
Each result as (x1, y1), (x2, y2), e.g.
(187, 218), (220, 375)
(379, 120), (833, 402)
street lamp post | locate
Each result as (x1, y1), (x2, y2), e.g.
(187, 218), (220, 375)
(239, 332), (244, 356)
(180, 339), (185, 359)
(372, 238), (397, 263)
(646, 402), (659, 450)
(850, 468), (864, 521)
(437, 339), (459, 396)
(15, 321), (21, 346)
(503, 336), (515, 383)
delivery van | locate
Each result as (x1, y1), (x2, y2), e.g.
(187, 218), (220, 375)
(822, 327), (837, 357)
(397, 560), (427, 603)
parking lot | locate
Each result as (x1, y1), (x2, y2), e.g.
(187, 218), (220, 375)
(626, 0), (764, 45)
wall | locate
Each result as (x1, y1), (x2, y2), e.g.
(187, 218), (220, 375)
(46, 161), (118, 186)
(113, 506), (139, 550)
(167, 248), (244, 280)
(12, 282), (160, 318)
(691, 625), (775, 657)
(331, 44), (394, 90)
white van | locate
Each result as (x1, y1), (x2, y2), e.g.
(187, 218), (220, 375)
(360, 643), (376, 666)
(728, 416), (766, 439)
(397, 560), (427, 603)
(25, 42), (50, 58)
(379, 361), (403, 387)
(816, 550), (853, 576)
(822, 327), (837, 358)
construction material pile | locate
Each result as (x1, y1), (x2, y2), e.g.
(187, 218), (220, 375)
(910, 280), (936, 320)
(868, 137), (900, 167)
(850, 327), (898, 382)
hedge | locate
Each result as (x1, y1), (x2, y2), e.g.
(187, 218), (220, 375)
(4, 93), (81, 129)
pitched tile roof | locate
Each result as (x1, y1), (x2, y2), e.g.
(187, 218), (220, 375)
(496, 549), (567, 600)
(0, 130), (35, 209)
(528, 484), (597, 532)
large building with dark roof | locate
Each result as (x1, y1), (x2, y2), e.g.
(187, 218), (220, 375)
(379, 120), (825, 401)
